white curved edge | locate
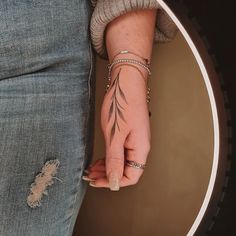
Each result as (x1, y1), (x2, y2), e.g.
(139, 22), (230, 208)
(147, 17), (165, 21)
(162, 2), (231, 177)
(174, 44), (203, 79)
(156, 1), (220, 235)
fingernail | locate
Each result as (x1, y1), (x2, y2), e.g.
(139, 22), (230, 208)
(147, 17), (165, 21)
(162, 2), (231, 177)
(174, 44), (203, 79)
(89, 181), (97, 187)
(108, 172), (120, 191)
(82, 175), (94, 181)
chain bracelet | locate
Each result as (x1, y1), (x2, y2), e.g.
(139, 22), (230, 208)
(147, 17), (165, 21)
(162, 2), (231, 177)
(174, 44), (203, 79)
(107, 58), (151, 77)
(105, 60), (151, 104)
(110, 50), (151, 68)
(105, 54), (152, 117)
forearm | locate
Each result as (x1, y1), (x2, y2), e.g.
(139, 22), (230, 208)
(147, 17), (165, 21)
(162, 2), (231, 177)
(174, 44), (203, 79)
(105, 8), (157, 76)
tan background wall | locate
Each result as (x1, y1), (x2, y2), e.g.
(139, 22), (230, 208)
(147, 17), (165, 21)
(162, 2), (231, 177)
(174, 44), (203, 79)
(74, 31), (214, 236)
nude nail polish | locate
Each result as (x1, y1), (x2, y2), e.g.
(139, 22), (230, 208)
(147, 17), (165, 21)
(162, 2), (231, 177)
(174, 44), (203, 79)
(108, 172), (120, 191)
(89, 181), (96, 187)
(82, 175), (94, 181)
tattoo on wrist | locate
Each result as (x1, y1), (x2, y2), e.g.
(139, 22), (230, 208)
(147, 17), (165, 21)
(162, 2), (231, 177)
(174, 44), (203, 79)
(107, 67), (128, 145)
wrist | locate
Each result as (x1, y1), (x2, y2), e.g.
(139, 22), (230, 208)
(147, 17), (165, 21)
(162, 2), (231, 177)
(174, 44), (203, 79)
(108, 51), (151, 79)
(105, 65), (151, 108)
(108, 65), (147, 90)
(110, 63), (149, 84)
(106, 65), (150, 99)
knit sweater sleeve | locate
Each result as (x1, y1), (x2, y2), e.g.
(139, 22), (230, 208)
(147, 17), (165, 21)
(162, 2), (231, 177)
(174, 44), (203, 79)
(89, 0), (179, 60)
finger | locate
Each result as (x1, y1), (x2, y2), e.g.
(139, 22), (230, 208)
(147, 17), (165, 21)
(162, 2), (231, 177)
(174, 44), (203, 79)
(88, 170), (140, 188)
(82, 170), (106, 181)
(123, 148), (146, 184)
(87, 158), (106, 172)
(89, 147), (148, 189)
(88, 170), (106, 179)
(89, 163), (105, 172)
(106, 142), (125, 191)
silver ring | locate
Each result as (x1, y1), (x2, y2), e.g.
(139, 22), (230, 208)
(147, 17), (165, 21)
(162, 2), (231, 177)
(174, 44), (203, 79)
(125, 160), (146, 170)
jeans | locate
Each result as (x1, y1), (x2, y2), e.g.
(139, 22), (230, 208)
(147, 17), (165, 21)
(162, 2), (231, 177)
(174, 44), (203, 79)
(0, 0), (96, 235)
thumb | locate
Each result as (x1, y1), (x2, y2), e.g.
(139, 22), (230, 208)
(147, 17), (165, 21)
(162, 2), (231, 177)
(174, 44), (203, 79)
(106, 142), (125, 191)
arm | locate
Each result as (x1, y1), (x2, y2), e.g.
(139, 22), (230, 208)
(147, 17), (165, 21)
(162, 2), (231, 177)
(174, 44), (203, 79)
(89, 0), (178, 60)
(105, 8), (157, 72)
(105, 9), (157, 64)
(85, 8), (157, 191)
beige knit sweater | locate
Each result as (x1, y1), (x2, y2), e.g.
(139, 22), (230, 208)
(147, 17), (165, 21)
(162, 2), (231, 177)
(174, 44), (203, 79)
(90, 0), (179, 60)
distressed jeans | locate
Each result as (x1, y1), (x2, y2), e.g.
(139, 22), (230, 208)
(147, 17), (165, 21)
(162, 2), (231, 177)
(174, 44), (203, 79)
(0, 0), (96, 235)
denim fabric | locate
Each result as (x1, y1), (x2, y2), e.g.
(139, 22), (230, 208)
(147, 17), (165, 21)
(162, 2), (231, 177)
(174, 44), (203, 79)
(0, 0), (96, 235)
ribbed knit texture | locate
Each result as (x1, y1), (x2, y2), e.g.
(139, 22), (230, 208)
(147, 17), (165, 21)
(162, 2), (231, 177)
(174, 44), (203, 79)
(90, 0), (179, 60)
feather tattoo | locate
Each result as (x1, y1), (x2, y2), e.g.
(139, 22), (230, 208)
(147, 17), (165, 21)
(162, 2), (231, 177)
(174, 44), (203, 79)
(107, 67), (128, 145)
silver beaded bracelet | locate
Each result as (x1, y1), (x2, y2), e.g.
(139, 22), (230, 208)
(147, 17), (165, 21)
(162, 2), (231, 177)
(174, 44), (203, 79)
(106, 61), (151, 103)
(105, 50), (152, 117)
(105, 58), (151, 103)
(110, 50), (151, 67)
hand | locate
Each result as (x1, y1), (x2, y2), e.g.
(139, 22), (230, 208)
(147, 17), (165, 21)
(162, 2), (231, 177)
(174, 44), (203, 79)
(82, 65), (151, 191)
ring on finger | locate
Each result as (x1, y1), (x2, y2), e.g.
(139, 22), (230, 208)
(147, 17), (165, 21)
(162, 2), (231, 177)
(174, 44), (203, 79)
(125, 160), (146, 170)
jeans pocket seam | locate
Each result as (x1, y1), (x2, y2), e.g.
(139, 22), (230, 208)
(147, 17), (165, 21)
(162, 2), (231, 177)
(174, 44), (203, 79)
(87, 40), (94, 105)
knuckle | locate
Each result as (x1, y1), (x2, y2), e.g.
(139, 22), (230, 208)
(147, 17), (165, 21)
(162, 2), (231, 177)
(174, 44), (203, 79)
(107, 156), (123, 163)
(106, 148), (124, 160)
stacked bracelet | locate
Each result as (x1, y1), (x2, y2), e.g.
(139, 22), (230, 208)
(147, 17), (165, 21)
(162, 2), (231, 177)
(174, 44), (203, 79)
(105, 50), (152, 109)
(110, 50), (151, 67)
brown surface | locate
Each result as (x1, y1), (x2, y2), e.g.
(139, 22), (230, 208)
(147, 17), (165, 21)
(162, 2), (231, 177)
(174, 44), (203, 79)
(75, 31), (214, 236)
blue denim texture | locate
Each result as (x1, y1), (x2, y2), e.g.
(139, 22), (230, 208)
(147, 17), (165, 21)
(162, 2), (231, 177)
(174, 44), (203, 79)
(0, 0), (96, 235)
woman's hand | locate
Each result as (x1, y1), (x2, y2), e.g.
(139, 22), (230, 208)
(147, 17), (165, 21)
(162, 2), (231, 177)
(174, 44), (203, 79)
(82, 6), (157, 190)
(82, 65), (151, 191)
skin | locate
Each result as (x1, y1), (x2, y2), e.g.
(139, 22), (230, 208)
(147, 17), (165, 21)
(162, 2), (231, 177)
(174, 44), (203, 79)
(83, 8), (157, 189)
